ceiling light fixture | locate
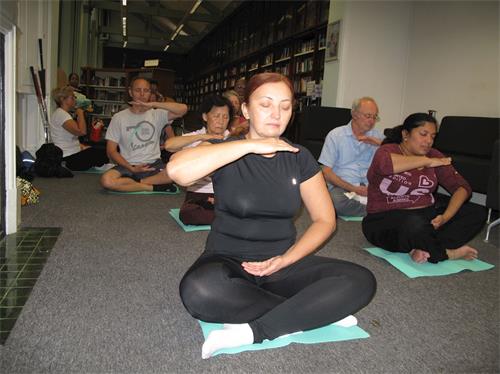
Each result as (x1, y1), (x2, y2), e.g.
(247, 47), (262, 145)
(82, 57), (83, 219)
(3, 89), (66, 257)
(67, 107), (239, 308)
(171, 24), (184, 41)
(122, 0), (127, 6)
(123, 40), (127, 48)
(122, 17), (127, 37)
(163, 44), (170, 51)
(190, 0), (202, 15)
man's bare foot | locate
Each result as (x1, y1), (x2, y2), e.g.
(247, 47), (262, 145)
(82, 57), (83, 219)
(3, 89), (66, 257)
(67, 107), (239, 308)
(409, 249), (430, 263)
(446, 245), (478, 260)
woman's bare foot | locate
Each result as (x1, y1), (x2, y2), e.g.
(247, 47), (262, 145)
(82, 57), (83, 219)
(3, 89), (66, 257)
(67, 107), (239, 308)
(446, 245), (478, 260)
(409, 249), (430, 263)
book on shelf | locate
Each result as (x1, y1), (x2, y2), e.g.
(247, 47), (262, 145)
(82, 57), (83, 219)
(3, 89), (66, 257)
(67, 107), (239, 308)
(92, 103), (125, 117)
(276, 63), (290, 76)
(97, 91), (107, 100)
(249, 61), (259, 71)
(263, 53), (273, 66)
(295, 57), (314, 74)
(239, 62), (246, 74)
(294, 76), (314, 94)
(277, 47), (291, 61)
(297, 39), (315, 55)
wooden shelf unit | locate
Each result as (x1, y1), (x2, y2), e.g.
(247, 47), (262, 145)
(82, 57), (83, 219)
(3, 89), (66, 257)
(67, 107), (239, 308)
(182, 0), (329, 111)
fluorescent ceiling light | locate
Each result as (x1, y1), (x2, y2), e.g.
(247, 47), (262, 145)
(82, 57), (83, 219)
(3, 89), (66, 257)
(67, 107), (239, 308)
(123, 40), (127, 47)
(122, 17), (127, 36)
(190, 0), (202, 14)
(122, 0), (127, 5)
(171, 24), (184, 41)
(163, 45), (170, 51)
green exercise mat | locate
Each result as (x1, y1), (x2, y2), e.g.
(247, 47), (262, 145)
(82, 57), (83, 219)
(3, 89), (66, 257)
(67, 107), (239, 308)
(75, 167), (106, 174)
(198, 320), (369, 357)
(364, 247), (495, 278)
(338, 215), (364, 222)
(169, 209), (211, 232)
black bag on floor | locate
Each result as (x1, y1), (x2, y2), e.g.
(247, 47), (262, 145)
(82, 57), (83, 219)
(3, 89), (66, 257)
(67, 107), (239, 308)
(34, 143), (73, 178)
(16, 146), (36, 181)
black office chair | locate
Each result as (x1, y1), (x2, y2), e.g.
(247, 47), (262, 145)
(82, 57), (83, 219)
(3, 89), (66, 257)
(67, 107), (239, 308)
(182, 111), (204, 133)
(485, 140), (499, 242)
(297, 106), (351, 159)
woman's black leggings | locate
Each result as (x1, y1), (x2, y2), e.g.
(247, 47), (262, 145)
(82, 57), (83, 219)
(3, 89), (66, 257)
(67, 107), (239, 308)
(63, 147), (108, 171)
(179, 253), (376, 343)
(362, 198), (486, 263)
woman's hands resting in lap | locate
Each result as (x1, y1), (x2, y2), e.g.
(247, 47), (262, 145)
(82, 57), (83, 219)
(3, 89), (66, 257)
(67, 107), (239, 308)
(242, 256), (287, 277)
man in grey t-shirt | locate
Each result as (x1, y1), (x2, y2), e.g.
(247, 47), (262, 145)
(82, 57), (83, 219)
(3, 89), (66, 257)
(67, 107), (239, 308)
(101, 77), (187, 192)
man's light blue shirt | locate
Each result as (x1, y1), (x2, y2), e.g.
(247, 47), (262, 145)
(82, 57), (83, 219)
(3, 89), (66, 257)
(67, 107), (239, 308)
(318, 121), (382, 190)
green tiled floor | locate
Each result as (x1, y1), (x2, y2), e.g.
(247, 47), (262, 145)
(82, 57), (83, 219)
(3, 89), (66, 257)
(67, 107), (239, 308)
(0, 227), (61, 344)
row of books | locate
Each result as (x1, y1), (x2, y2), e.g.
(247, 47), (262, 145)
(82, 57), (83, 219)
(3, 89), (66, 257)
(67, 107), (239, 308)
(88, 90), (126, 102)
(87, 76), (126, 87)
(92, 103), (126, 116)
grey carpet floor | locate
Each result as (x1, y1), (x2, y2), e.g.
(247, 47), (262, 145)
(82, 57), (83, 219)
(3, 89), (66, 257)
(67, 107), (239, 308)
(1, 174), (498, 374)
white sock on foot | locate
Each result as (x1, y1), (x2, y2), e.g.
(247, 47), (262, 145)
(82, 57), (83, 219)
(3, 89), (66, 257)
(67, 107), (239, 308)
(222, 323), (242, 329)
(202, 323), (254, 359)
(333, 315), (358, 328)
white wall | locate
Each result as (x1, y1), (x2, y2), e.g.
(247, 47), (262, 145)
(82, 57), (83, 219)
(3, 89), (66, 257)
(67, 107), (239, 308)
(403, 1), (499, 121)
(0, 0), (19, 233)
(323, 1), (412, 130)
(0, 0), (59, 233)
(321, 0), (345, 106)
(323, 1), (499, 130)
(17, 0), (60, 154)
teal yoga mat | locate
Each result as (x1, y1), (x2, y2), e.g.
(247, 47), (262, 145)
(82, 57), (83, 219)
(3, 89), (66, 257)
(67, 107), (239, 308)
(198, 320), (369, 357)
(75, 167), (106, 174)
(364, 247), (495, 278)
(106, 185), (180, 195)
(338, 215), (363, 222)
(169, 208), (211, 232)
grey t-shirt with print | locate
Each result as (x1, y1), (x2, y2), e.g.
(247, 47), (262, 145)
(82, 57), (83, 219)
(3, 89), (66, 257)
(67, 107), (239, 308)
(106, 108), (169, 164)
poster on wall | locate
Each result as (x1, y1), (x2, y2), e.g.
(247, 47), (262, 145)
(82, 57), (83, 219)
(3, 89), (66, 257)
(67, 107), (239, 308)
(326, 20), (341, 61)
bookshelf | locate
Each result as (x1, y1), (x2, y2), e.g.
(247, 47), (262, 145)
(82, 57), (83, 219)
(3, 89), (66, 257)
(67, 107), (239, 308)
(182, 0), (329, 111)
(80, 68), (128, 128)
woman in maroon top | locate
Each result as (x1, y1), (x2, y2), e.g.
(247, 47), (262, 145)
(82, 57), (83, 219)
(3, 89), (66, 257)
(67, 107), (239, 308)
(362, 113), (486, 263)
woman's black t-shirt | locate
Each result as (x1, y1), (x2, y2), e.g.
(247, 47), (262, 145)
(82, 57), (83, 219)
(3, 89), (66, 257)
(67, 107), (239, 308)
(205, 137), (320, 260)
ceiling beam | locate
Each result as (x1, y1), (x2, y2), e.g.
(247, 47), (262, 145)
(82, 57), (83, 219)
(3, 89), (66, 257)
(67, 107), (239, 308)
(107, 40), (189, 54)
(136, 14), (170, 36)
(201, 1), (222, 17)
(101, 25), (199, 43)
(89, 1), (219, 23)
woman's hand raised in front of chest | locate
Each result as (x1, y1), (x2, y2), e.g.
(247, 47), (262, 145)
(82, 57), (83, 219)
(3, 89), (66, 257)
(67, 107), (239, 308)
(248, 138), (299, 156)
(426, 156), (452, 168)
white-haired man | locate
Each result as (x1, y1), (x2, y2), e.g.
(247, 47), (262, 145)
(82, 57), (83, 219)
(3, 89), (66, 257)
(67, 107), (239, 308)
(319, 97), (383, 217)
